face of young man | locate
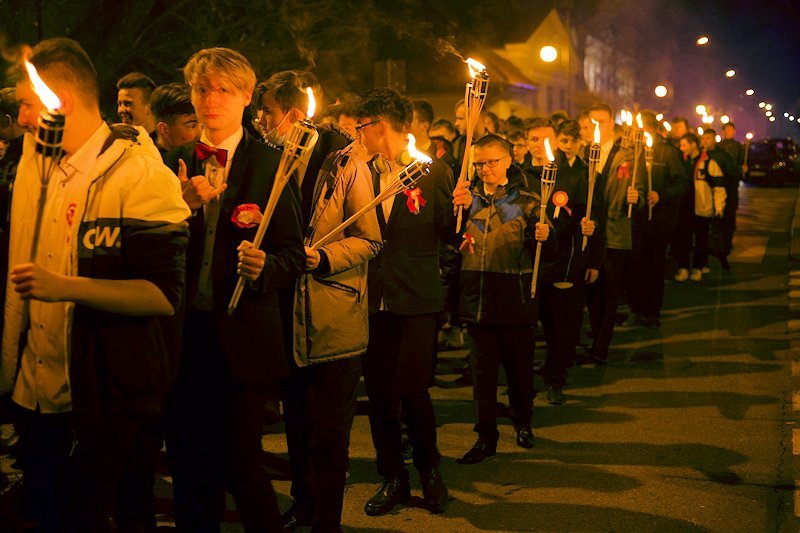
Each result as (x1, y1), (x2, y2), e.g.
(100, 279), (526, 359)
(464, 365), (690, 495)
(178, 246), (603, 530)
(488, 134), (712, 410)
(671, 121), (688, 138)
(588, 109), (614, 143)
(510, 138), (528, 164)
(258, 92), (293, 137)
(191, 74), (251, 142)
(557, 133), (582, 160)
(117, 87), (151, 126)
(679, 138), (696, 158)
(429, 125), (454, 143)
(578, 117), (593, 145)
(410, 111), (429, 141)
(527, 126), (556, 165)
(454, 104), (467, 136)
(722, 125), (735, 140)
(160, 113), (201, 150)
(355, 117), (384, 156)
(15, 80), (45, 135)
(700, 133), (716, 151)
(474, 144), (511, 187)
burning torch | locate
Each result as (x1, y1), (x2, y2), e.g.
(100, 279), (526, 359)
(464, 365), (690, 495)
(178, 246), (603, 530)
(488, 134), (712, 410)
(628, 113), (644, 219)
(227, 87), (319, 315)
(583, 121), (601, 251)
(24, 59), (64, 262)
(644, 132), (654, 221)
(531, 138), (557, 299)
(310, 134), (432, 250)
(454, 57), (489, 233)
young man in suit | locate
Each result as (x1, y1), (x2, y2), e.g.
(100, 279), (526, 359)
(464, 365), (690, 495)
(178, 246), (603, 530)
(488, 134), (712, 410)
(583, 103), (646, 363)
(149, 82), (201, 158)
(162, 47), (305, 532)
(356, 88), (454, 516)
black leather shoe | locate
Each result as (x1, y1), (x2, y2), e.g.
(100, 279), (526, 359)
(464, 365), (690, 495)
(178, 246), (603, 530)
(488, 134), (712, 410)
(364, 476), (410, 516)
(419, 466), (448, 513)
(515, 427), (535, 449)
(457, 440), (496, 464)
(546, 386), (566, 405)
(281, 503), (314, 531)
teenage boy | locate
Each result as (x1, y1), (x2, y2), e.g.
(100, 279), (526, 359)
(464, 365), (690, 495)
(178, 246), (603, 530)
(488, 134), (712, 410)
(162, 47), (305, 532)
(149, 82), (201, 157)
(452, 134), (551, 464)
(3, 37), (190, 531)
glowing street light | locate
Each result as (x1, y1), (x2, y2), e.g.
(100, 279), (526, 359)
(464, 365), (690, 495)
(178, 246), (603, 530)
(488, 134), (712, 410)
(765, 111), (773, 117)
(785, 112), (790, 118)
(720, 115), (730, 124)
(765, 103), (773, 111)
(696, 36), (709, 46)
(695, 104), (707, 115)
(758, 102), (766, 108)
(654, 85), (668, 98)
(539, 46), (557, 63)
(745, 89), (755, 96)
(791, 116), (796, 121)
(702, 115), (714, 124)
(725, 69), (736, 78)
(769, 116), (776, 122)
(745, 132), (754, 140)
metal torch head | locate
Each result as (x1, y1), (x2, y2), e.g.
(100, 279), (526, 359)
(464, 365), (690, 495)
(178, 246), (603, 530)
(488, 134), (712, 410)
(470, 72), (490, 102)
(633, 128), (644, 148)
(282, 119), (317, 161)
(588, 144), (602, 164)
(35, 109), (65, 160)
(397, 160), (431, 190)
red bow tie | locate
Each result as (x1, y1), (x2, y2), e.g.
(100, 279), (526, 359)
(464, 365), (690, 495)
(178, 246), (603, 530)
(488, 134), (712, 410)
(196, 141), (228, 167)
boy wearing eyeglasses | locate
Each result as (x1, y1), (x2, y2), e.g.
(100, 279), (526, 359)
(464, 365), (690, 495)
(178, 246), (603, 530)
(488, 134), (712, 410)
(451, 133), (552, 464)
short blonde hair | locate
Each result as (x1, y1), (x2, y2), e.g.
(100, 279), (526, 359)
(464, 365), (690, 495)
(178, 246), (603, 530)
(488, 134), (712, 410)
(183, 47), (256, 95)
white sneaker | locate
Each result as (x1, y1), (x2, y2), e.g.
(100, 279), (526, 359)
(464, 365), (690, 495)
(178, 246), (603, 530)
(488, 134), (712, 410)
(674, 268), (689, 282)
(689, 269), (702, 281)
(701, 267), (710, 274)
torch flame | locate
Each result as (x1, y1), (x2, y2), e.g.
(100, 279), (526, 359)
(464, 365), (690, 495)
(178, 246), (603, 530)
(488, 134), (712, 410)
(407, 134), (433, 164)
(544, 137), (555, 163)
(663, 121), (672, 132)
(305, 87), (316, 119)
(466, 57), (486, 78)
(620, 109), (628, 125)
(24, 59), (61, 111)
(644, 132), (653, 148)
(592, 120), (600, 145)
(636, 113), (643, 129)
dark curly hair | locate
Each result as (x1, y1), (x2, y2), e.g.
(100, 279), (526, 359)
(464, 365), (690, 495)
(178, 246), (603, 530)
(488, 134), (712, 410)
(355, 88), (412, 133)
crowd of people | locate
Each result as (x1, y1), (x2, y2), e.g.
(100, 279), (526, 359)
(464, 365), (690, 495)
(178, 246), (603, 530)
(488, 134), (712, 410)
(0, 37), (746, 532)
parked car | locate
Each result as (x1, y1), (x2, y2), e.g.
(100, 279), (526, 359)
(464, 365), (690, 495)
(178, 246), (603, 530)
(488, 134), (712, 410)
(745, 138), (799, 185)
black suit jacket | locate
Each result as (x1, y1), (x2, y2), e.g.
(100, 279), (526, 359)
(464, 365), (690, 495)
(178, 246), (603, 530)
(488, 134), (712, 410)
(164, 131), (305, 386)
(367, 157), (455, 316)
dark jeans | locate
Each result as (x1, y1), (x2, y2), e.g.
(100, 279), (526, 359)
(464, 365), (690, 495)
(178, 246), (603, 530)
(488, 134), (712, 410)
(164, 310), (282, 533)
(467, 323), (536, 441)
(672, 198), (695, 269)
(362, 312), (440, 479)
(631, 229), (669, 318)
(14, 405), (161, 532)
(585, 248), (630, 359)
(539, 281), (583, 388)
(693, 216), (712, 269)
(281, 356), (360, 531)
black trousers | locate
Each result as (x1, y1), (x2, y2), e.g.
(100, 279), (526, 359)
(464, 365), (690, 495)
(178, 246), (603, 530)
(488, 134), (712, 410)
(163, 310), (282, 533)
(362, 311), (440, 479)
(585, 248), (630, 359)
(539, 281), (583, 388)
(630, 229), (669, 318)
(467, 323), (535, 441)
(693, 216), (712, 269)
(14, 405), (161, 533)
(281, 356), (360, 531)
(672, 200), (695, 269)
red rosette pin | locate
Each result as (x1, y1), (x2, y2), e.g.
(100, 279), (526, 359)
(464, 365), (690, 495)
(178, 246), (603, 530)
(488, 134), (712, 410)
(404, 187), (427, 215)
(552, 190), (571, 219)
(231, 203), (263, 229)
(459, 232), (475, 254)
(617, 161), (631, 180)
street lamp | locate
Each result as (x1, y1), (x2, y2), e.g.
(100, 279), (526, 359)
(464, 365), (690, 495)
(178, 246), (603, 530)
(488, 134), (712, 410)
(654, 85), (668, 98)
(696, 36), (709, 45)
(785, 112), (790, 118)
(791, 116), (796, 121)
(746, 132), (754, 140)
(765, 103), (773, 111)
(539, 46), (557, 63)
(765, 111), (773, 117)
(720, 115), (730, 124)
(758, 102), (766, 108)
(695, 104), (707, 115)
(745, 89), (755, 96)
(769, 116), (776, 122)
(725, 69), (736, 78)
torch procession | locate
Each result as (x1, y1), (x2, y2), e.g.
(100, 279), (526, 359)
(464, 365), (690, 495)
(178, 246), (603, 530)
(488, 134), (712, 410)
(227, 87), (319, 316)
(310, 134), (432, 250)
(583, 121), (601, 251)
(644, 131), (654, 221)
(531, 138), (557, 299)
(454, 57), (489, 233)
